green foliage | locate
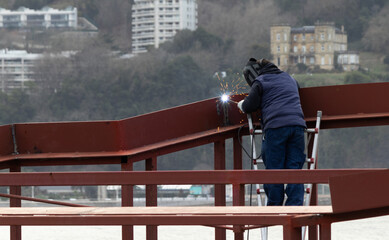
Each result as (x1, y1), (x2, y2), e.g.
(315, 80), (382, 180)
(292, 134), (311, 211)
(162, 28), (224, 53)
(249, 43), (271, 60)
(384, 56), (389, 65)
(0, 90), (35, 125)
(344, 71), (371, 84)
(11, 0), (56, 9)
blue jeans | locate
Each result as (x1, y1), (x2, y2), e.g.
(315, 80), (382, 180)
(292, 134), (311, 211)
(261, 126), (306, 206)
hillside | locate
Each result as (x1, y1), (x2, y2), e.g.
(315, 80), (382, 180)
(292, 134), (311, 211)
(0, 0), (387, 170)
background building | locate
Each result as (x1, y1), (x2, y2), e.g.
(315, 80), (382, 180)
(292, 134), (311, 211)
(270, 22), (359, 71)
(0, 49), (42, 92)
(0, 6), (77, 29)
(132, 0), (198, 54)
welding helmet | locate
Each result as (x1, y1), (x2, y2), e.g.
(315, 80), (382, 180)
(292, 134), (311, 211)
(243, 58), (262, 87)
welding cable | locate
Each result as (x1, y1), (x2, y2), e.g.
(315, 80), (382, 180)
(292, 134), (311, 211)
(237, 124), (262, 160)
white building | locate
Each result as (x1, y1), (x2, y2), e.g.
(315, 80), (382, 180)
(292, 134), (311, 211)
(0, 49), (42, 92)
(132, 0), (198, 54)
(0, 6), (77, 29)
(337, 51), (360, 71)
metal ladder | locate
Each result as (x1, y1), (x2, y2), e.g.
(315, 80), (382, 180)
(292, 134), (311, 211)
(247, 110), (322, 240)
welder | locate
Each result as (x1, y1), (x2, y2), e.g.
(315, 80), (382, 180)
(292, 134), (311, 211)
(237, 58), (307, 206)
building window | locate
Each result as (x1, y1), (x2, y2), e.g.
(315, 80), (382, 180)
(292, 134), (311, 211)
(302, 46), (306, 53)
(311, 35), (314, 40)
(328, 33), (332, 40)
(329, 45), (332, 51)
(277, 46), (280, 52)
(276, 33), (280, 41)
(303, 56), (306, 64)
(321, 45), (325, 51)
(310, 57), (314, 64)
(321, 57), (325, 65)
(284, 33), (287, 41)
(350, 55), (355, 64)
(293, 35), (297, 41)
(294, 46), (297, 53)
(310, 46), (314, 52)
(284, 46), (287, 53)
(302, 34), (305, 41)
(320, 33), (325, 40)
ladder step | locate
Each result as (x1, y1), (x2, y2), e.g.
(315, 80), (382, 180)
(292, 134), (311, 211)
(253, 159), (264, 164)
(252, 128), (318, 135)
(254, 158), (313, 164)
(257, 188), (310, 194)
(306, 128), (319, 133)
(256, 188), (265, 194)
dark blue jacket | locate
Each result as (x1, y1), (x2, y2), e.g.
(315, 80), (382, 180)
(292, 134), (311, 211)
(242, 72), (306, 130)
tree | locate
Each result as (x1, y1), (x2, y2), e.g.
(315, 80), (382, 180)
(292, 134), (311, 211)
(362, 4), (389, 54)
(0, 90), (35, 124)
(12, 0), (56, 9)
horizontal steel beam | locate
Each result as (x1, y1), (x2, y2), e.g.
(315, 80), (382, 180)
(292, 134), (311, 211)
(0, 206), (330, 226)
(0, 83), (388, 159)
(0, 169), (386, 186)
(0, 193), (88, 207)
(0, 215), (292, 226)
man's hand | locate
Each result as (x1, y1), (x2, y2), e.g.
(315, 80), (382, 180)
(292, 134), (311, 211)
(237, 100), (245, 113)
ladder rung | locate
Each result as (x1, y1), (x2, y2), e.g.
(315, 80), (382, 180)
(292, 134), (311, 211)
(253, 159), (264, 164)
(256, 188), (265, 194)
(306, 128), (319, 133)
(306, 158), (315, 163)
(255, 159), (313, 164)
(253, 129), (263, 134)
(252, 128), (318, 135)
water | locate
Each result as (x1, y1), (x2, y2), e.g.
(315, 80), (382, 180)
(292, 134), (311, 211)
(0, 215), (388, 240)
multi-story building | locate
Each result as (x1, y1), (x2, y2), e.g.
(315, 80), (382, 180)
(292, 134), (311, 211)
(132, 0), (198, 54)
(270, 22), (359, 71)
(0, 6), (77, 29)
(0, 49), (42, 92)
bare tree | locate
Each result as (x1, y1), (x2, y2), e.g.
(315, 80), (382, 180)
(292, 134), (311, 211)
(362, 4), (389, 54)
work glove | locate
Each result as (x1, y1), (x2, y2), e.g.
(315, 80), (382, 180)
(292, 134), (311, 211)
(237, 100), (245, 113)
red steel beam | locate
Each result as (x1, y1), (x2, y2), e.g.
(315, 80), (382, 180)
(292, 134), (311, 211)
(0, 83), (388, 168)
(0, 169), (386, 186)
(329, 170), (389, 213)
(0, 193), (88, 207)
(0, 214), (293, 226)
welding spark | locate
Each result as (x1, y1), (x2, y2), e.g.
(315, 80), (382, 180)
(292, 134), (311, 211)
(221, 94), (229, 103)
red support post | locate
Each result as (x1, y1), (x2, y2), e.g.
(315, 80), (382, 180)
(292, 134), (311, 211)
(214, 140), (226, 240)
(121, 157), (134, 240)
(309, 184), (319, 239)
(233, 135), (245, 240)
(319, 222), (331, 240)
(233, 136), (242, 170)
(307, 131), (319, 240)
(146, 157), (158, 240)
(283, 223), (302, 240)
(10, 164), (21, 240)
(233, 184), (245, 240)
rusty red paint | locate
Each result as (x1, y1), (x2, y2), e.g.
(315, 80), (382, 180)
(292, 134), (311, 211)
(0, 83), (388, 240)
(0, 169), (385, 186)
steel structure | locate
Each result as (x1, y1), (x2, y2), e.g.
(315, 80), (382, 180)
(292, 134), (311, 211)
(0, 82), (388, 240)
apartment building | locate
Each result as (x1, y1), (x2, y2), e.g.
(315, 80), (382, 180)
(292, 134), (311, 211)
(0, 49), (42, 92)
(0, 6), (77, 29)
(132, 0), (198, 54)
(270, 22), (359, 71)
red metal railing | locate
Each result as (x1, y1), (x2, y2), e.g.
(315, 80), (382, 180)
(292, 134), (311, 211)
(0, 82), (388, 240)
